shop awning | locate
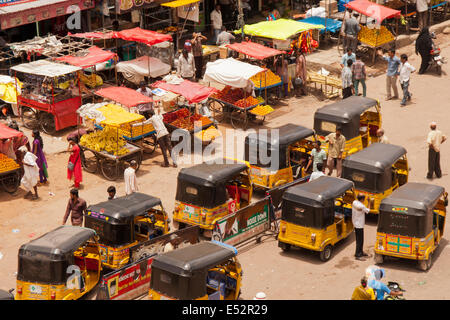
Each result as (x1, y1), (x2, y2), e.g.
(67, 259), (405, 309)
(113, 27), (173, 46)
(161, 0), (200, 8)
(95, 86), (153, 108)
(344, 0), (401, 22)
(0, 123), (23, 140)
(68, 31), (115, 40)
(238, 19), (324, 40)
(0, 0), (95, 30)
(225, 41), (284, 60)
(55, 46), (117, 69)
(299, 17), (342, 34)
(204, 58), (264, 88)
(11, 60), (81, 77)
(152, 80), (218, 104)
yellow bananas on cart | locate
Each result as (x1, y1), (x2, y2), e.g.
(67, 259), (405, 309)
(80, 126), (129, 156)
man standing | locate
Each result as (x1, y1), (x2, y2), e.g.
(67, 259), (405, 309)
(427, 122), (446, 179)
(136, 81), (153, 119)
(380, 49), (401, 100)
(305, 141), (327, 173)
(210, 4), (223, 43)
(326, 127), (346, 177)
(351, 53), (366, 97)
(416, 0), (431, 30)
(295, 48), (307, 96)
(399, 54), (415, 107)
(149, 107), (177, 168)
(341, 59), (354, 99)
(19, 145), (39, 200)
(377, 128), (390, 144)
(340, 48), (356, 69)
(192, 32), (207, 80)
(62, 188), (87, 227)
(124, 160), (138, 195)
(352, 194), (370, 259)
(216, 26), (236, 46)
(343, 12), (361, 52)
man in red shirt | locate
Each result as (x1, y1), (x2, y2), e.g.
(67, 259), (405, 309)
(62, 189), (87, 227)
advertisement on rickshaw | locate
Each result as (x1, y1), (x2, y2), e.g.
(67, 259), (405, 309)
(212, 199), (270, 246)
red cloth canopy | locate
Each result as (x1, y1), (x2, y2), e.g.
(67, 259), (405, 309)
(113, 28), (173, 46)
(0, 123), (23, 140)
(345, 0), (401, 22)
(95, 86), (153, 108)
(55, 46), (117, 68)
(152, 80), (218, 104)
(68, 31), (114, 39)
(226, 41), (285, 60)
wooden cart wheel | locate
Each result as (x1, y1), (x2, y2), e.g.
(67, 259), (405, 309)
(142, 135), (157, 154)
(1, 171), (20, 194)
(230, 110), (248, 130)
(81, 149), (98, 173)
(209, 100), (224, 123)
(101, 159), (119, 181)
(20, 106), (39, 130)
(39, 112), (56, 135)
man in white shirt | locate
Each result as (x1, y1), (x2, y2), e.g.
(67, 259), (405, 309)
(427, 121), (446, 179)
(416, 0), (431, 30)
(19, 145), (39, 200)
(177, 49), (196, 80)
(352, 194), (370, 259)
(149, 106), (177, 167)
(136, 81), (154, 119)
(309, 163), (325, 181)
(377, 129), (390, 144)
(210, 4), (223, 43)
(216, 26), (236, 46)
(124, 160), (138, 195)
(399, 54), (416, 106)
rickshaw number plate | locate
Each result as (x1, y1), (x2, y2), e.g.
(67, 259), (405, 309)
(30, 285), (42, 294)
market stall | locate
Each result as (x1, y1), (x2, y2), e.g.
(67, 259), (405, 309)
(204, 58), (271, 130)
(77, 103), (146, 181)
(339, 0), (401, 62)
(0, 75), (22, 117)
(11, 60), (82, 135)
(0, 123), (22, 194)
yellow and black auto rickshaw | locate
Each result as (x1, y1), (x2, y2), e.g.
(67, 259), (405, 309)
(314, 96), (381, 158)
(374, 183), (447, 271)
(342, 143), (408, 214)
(244, 123), (316, 189)
(148, 241), (242, 300)
(85, 192), (169, 270)
(172, 162), (252, 237)
(278, 176), (356, 261)
(15, 226), (102, 300)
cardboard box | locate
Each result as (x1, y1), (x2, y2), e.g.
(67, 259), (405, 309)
(320, 0), (337, 13)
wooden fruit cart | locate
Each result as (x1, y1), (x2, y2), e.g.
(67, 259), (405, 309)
(0, 167), (21, 194)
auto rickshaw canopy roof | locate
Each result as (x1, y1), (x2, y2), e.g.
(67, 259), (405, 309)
(245, 123), (314, 148)
(177, 162), (248, 187)
(87, 192), (162, 222)
(18, 226), (96, 260)
(314, 96), (378, 123)
(380, 183), (445, 216)
(151, 241), (237, 277)
(343, 143), (407, 174)
(283, 176), (354, 207)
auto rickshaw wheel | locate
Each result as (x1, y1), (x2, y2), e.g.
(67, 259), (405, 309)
(418, 255), (432, 271)
(374, 253), (384, 265)
(20, 106), (39, 130)
(279, 241), (291, 252)
(320, 245), (333, 262)
(1, 171), (20, 194)
(39, 112), (56, 135)
(81, 149), (98, 173)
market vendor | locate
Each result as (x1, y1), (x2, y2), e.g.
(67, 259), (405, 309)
(343, 12), (361, 52)
(136, 81), (154, 119)
(192, 32), (208, 80)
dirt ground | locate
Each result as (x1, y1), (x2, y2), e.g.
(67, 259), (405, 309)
(1, 33), (450, 300)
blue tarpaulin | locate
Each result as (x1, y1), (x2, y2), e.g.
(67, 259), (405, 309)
(299, 17), (342, 34)
(338, 0), (354, 11)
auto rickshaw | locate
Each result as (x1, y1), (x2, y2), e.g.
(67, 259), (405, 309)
(148, 241), (242, 300)
(172, 162), (253, 237)
(278, 176), (356, 261)
(342, 143), (408, 214)
(85, 192), (169, 270)
(244, 123), (316, 189)
(314, 96), (381, 157)
(374, 183), (447, 271)
(15, 226), (102, 300)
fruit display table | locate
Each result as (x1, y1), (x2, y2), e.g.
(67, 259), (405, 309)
(0, 154), (21, 194)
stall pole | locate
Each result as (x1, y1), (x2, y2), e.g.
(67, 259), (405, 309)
(36, 22), (40, 37)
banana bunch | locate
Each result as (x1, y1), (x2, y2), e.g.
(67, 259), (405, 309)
(80, 72), (103, 88)
(0, 153), (19, 173)
(97, 104), (145, 128)
(358, 25), (394, 47)
(80, 127), (128, 156)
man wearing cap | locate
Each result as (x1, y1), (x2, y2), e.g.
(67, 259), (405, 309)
(124, 160), (138, 195)
(427, 122), (446, 179)
(326, 127), (346, 177)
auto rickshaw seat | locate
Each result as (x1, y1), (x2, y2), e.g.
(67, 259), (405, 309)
(226, 185), (240, 202)
(74, 255), (99, 272)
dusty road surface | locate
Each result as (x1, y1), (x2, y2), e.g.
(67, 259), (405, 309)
(1, 34), (450, 300)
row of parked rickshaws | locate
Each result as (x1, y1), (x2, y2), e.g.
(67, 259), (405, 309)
(9, 95), (447, 300)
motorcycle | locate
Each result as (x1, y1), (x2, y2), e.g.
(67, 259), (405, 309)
(384, 281), (406, 300)
(429, 32), (446, 75)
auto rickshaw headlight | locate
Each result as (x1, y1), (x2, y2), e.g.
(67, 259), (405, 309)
(281, 225), (286, 233)
(311, 233), (316, 243)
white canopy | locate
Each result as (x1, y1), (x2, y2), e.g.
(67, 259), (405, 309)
(204, 58), (264, 88)
(11, 60), (81, 77)
(116, 56), (171, 84)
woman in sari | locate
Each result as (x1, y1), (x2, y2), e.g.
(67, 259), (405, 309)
(67, 137), (82, 188)
(32, 130), (48, 184)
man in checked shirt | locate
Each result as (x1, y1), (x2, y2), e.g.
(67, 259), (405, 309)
(351, 53), (366, 97)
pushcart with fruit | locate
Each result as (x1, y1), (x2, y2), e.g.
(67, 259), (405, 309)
(0, 124), (23, 193)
